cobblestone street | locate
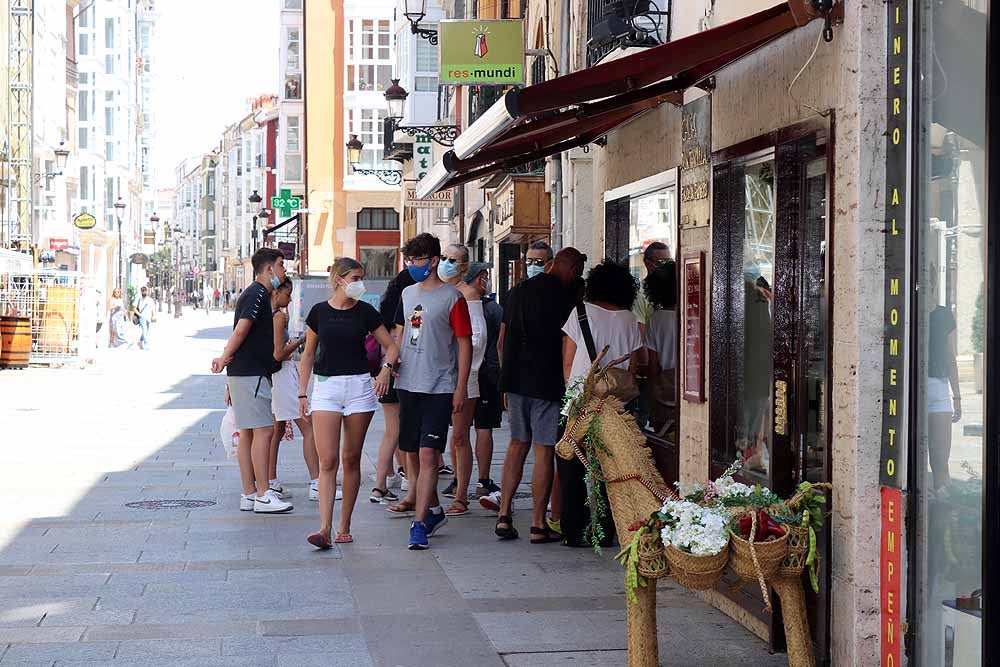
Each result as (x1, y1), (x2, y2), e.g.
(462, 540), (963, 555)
(0, 312), (784, 666)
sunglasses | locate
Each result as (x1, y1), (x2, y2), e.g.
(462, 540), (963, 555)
(439, 256), (464, 264)
(650, 258), (670, 268)
(525, 258), (547, 267)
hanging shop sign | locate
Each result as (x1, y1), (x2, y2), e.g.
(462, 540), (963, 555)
(405, 187), (453, 209)
(73, 212), (97, 230)
(415, 133), (433, 181)
(277, 242), (296, 261)
(880, 2), (910, 667)
(439, 20), (524, 85)
(48, 237), (69, 251)
(271, 189), (302, 218)
(683, 251), (705, 402)
(679, 94), (711, 228)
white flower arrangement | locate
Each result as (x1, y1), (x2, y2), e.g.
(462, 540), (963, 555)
(711, 475), (754, 500)
(658, 500), (730, 556)
(674, 480), (706, 501)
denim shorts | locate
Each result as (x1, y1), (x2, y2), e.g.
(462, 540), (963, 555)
(507, 393), (560, 446)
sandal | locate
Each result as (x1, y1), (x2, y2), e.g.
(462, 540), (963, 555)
(370, 487), (398, 503)
(334, 533), (354, 544)
(495, 515), (518, 540)
(307, 531), (332, 550)
(385, 500), (415, 516)
(530, 526), (561, 544)
(445, 499), (469, 516)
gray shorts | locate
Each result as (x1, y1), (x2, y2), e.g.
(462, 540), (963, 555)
(228, 375), (275, 430)
(507, 393), (560, 446)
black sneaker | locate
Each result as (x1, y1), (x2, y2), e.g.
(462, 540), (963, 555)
(441, 479), (457, 498)
(438, 464), (455, 477)
(476, 479), (501, 497)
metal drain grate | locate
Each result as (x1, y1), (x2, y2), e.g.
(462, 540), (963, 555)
(125, 500), (216, 509)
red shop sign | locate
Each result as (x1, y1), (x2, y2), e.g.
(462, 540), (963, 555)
(683, 251), (705, 403)
(49, 237), (69, 251)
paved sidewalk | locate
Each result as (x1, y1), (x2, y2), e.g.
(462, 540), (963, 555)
(0, 311), (785, 666)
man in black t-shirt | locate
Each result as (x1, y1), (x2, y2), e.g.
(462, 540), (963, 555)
(211, 248), (293, 515)
(486, 245), (585, 542)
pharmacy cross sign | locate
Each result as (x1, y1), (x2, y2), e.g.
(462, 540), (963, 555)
(270, 189), (302, 217)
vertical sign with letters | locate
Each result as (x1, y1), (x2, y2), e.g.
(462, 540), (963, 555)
(881, 2), (909, 666)
(683, 252), (705, 402)
(679, 95), (711, 229)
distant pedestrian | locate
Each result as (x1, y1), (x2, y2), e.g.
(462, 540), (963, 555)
(267, 277), (320, 502)
(384, 233), (472, 551)
(224, 289), (232, 312)
(214, 287), (222, 310)
(298, 257), (399, 548)
(135, 286), (155, 350)
(211, 248), (293, 515)
(489, 245), (585, 544)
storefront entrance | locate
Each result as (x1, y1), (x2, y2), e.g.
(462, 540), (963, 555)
(709, 120), (832, 655)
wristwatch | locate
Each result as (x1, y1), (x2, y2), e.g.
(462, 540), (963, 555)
(382, 362), (394, 370)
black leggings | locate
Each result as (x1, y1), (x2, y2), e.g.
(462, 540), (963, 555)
(557, 454), (616, 547)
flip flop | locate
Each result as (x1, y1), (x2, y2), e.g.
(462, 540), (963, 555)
(530, 526), (562, 544)
(334, 533), (353, 544)
(307, 531), (332, 550)
(445, 499), (469, 516)
(385, 500), (416, 516)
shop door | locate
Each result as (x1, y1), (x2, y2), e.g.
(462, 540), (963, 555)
(710, 131), (831, 659)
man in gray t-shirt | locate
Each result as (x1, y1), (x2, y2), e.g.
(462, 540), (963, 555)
(387, 233), (472, 551)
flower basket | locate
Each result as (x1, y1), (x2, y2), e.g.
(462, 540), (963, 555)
(665, 543), (730, 591)
(729, 529), (789, 582)
(777, 521), (810, 578)
(636, 530), (669, 579)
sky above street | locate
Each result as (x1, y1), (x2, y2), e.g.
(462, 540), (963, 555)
(152, 0), (279, 189)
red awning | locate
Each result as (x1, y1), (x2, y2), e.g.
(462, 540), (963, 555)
(416, 1), (822, 198)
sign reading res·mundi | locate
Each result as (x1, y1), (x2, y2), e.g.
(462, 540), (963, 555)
(439, 20), (524, 85)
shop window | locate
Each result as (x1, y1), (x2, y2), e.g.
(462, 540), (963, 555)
(357, 208), (399, 230)
(360, 247), (398, 279)
(911, 0), (989, 662)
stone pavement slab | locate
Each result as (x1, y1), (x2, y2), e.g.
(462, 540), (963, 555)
(0, 311), (787, 666)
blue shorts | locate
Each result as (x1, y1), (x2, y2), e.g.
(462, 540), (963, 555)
(507, 393), (560, 447)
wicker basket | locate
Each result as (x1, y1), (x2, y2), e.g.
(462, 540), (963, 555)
(636, 530), (670, 579)
(777, 521), (810, 577)
(729, 529), (790, 582)
(665, 543), (730, 591)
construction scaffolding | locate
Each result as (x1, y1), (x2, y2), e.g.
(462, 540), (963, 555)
(4, 0), (33, 248)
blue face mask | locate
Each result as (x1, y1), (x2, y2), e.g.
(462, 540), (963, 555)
(526, 264), (544, 279)
(437, 260), (460, 281)
(270, 275), (281, 289)
(408, 261), (433, 283)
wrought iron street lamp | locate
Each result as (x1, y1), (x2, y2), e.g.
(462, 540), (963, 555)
(114, 197), (126, 290)
(403, 0), (437, 45)
(384, 80), (459, 147)
(149, 213), (162, 309)
(346, 135), (402, 186)
(248, 190), (263, 251)
(34, 141), (71, 183)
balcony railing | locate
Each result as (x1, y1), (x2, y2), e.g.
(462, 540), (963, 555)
(587, 0), (671, 67)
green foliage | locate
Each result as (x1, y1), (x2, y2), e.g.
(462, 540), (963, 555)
(971, 288), (985, 354)
(582, 415), (610, 554)
(718, 485), (782, 510)
(126, 286), (137, 309)
(614, 525), (648, 604)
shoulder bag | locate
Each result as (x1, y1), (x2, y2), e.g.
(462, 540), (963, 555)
(575, 302), (640, 404)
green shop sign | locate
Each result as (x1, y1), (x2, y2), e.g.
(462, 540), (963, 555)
(439, 20), (524, 85)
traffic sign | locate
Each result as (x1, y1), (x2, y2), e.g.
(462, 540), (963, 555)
(270, 189), (302, 218)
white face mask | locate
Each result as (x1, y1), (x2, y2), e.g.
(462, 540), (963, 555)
(344, 280), (366, 300)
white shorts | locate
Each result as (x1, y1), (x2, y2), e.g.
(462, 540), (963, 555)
(311, 373), (378, 416)
(927, 376), (953, 414)
(271, 360), (302, 421)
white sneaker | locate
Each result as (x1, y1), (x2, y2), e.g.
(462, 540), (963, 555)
(336, 488), (343, 501)
(309, 485), (319, 501)
(269, 484), (292, 499)
(253, 489), (293, 514)
(386, 473), (401, 489)
(240, 493), (256, 511)
(400, 476), (409, 492)
(479, 491), (502, 513)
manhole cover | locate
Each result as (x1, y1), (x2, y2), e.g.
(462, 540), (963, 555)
(125, 500), (216, 509)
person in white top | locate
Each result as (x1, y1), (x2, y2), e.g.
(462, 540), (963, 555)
(135, 286), (155, 350)
(642, 260), (678, 435)
(435, 244), (485, 517)
(559, 260), (643, 547)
